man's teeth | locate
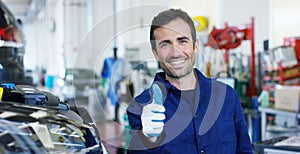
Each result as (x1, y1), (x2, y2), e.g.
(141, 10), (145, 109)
(169, 59), (185, 65)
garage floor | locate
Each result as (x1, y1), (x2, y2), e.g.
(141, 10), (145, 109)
(73, 97), (127, 154)
(97, 120), (125, 154)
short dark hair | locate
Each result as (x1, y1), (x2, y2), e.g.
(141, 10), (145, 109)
(150, 8), (196, 51)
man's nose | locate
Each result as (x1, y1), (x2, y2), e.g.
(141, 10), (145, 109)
(171, 43), (182, 55)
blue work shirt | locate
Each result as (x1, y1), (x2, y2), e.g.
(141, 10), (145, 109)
(126, 68), (253, 154)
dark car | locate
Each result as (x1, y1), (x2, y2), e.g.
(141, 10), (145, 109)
(0, 1), (32, 85)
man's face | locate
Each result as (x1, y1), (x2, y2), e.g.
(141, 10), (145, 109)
(152, 18), (199, 79)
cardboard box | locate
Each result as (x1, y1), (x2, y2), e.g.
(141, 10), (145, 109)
(283, 66), (300, 79)
(274, 85), (300, 112)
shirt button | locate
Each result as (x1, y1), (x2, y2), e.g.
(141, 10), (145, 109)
(200, 150), (205, 154)
(194, 115), (198, 118)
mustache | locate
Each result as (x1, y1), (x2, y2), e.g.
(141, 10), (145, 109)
(164, 55), (188, 63)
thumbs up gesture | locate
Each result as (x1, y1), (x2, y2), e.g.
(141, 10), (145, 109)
(141, 84), (166, 138)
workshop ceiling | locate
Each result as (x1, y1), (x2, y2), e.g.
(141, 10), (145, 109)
(2, 0), (45, 23)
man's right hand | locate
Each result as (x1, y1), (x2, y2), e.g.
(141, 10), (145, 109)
(141, 103), (165, 138)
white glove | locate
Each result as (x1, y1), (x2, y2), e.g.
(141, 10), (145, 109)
(141, 103), (166, 137)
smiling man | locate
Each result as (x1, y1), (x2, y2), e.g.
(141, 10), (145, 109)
(126, 8), (253, 154)
(152, 17), (197, 90)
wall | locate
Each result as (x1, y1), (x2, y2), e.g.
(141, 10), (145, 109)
(171, 0), (217, 31)
(23, 0), (88, 75)
(23, 0), (65, 75)
(22, 0), (300, 78)
(87, 0), (172, 74)
(271, 0), (300, 47)
(217, 0), (269, 52)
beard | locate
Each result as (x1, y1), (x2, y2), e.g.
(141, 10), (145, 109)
(159, 55), (195, 79)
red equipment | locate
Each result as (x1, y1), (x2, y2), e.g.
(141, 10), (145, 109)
(205, 17), (256, 96)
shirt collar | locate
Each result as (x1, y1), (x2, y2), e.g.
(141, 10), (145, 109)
(153, 68), (209, 92)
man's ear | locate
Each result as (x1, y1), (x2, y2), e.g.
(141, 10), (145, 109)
(152, 49), (159, 60)
(194, 39), (199, 54)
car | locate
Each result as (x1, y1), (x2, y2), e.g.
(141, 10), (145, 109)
(0, 1), (31, 85)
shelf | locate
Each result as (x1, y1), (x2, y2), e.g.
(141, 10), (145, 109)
(283, 74), (300, 80)
(259, 107), (300, 118)
(263, 63), (300, 72)
(263, 76), (279, 81)
(263, 75), (300, 82)
(259, 107), (300, 140)
(266, 125), (300, 133)
(0, 40), (23, 48)
(263, 62), (300, 85)
(262, 84), (276, 89)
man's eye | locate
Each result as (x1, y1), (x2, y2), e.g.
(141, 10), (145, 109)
(160, 42), (169, 49)
(179, 40), (188, 44)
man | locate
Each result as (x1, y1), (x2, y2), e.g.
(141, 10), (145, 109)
(126, 8), (253, 153)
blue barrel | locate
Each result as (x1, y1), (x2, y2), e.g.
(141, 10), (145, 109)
(45, 75), (55, 89)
